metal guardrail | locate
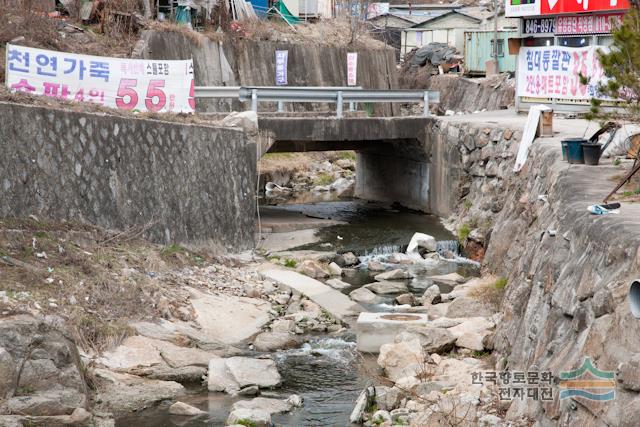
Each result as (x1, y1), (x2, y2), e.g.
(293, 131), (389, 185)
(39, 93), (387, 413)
(194, 86), (440, 118)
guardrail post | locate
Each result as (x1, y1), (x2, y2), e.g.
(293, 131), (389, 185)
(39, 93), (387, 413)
(277, 101), (284, 113)
(251, 89), (258, 113)
(337, 91), (343, 119)
(423, 91), (429, 117)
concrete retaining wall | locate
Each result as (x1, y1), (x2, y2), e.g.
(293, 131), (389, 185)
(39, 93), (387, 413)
(138, 31), (399, 115)
(0, 102), (256, 250)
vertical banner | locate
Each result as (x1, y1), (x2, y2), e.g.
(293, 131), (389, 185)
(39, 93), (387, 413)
(347, 52), (358, 86)
(415, 31), (423, 46)
(5, 44), (195, 113)
(275, 50), (288, 86)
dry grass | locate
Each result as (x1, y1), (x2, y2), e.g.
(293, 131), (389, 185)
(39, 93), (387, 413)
(467, 277), (507, 310)
(0, 218), (213, 352)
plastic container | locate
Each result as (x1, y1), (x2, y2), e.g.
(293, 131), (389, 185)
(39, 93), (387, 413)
(582, 143), (602, 166)
(561, 141), (568, 161)
(563, 138), (587, 164)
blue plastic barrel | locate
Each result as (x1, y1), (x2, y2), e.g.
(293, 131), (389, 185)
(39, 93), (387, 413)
(563, 138), (587, 164)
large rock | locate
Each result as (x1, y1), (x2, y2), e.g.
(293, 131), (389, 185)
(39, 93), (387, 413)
(375, 269), (414, 281)
(367, 260), (387, 271)
(427, 273), (467, 287)
(169, 401), (206, 416)
(455, 332), (487, 351)
(365, 280), (409, 295)
(0, 315), (88, 416)
(189, 289), (272, 345)
(207, 357), (281, 394)
(448, 317), (495, 339)
(226, 408), (271, 427)
(422, 285), (442, 305)
(377, 339), (429, 383)
(395, 327), (456, 353)
(328, 262), (343, 276)
(406, 233), (437, 257)
(326, 278), (351, 290)
(253, 332), (299, 352)
(446, 297), (497, 318)
(94, 369), (184, 416)
(618, 354), (640, 391)
(300, 260), (330, 279)
(349, 287), (381, 304)
(221, 111), (258, 133)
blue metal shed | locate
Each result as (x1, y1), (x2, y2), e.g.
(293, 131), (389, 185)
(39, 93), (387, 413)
(464, 30), (518, 76)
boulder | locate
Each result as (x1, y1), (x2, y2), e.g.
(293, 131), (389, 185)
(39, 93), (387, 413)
(448, 317), (495, 339)
(341, 252), (359, 266)
(395, 293), (416, 306)
(270, 319), (295, 333)
(427, 273), (467, 287)
(93, 369), (184, 416)
(207, 357), (281, 394)
(231, 397), (292, 415)
(349, 287), (381, 304)
(169, 401), (206, 416)
(328, 262), (343, 276)
(367, 260), (386, 271)
(300, 260), (330, 279)
(455, 332), (487, 351)
(372, 410), (392, 424)
(189, 289), (272, 345)
(221, 111), (258, 133)
(375, 386), (403, 411)
(386, 253), (415, 264)
(395, 327), (456, 353)
(336, 159), (355, 170)
(0, 315), (88, 416)
(365, 280), (409, 295)
(422, 285), (442, 305)
(326, 278), (351, 290)
(377, 339), (429, 382)
(375, 269), (414, 281)
(447, 297), (497, 318)
(226, 408), (271, 427)
(253, 332), (299, 352)
(406, 233), (437, 257)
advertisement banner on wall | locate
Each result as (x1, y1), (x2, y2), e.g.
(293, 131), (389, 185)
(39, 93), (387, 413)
(507, 0), (629, 17)
(5, 44), (195, 113)
(541, 0), (629, 15)
(556, 13), (623, 34)
(517, 45), (609, 101)
(523, 17), (556, 34)
(275, 50), (288, 86)
(347, 52), (358, 86)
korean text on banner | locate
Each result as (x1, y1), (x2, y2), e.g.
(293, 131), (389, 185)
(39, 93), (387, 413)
(5, 44), (195, 113)
(517, 46), (609, 101)
(347, 52), (358, 86)
(275, 50), (288, 86)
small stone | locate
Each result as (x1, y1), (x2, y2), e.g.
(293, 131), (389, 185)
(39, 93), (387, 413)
(169, 401), (206, 416)
(286, 394), (303, 407)
(328, 262), (342, 276)
(395, 293), (416, 306)
(367, 260), (386, 271)
(349, 287), (380, 304)
(421, 285), (441, 305)
(372, 410), (392, 424)
(70, 408), (92, 423)
(238, 385), (260, 396)
(326, 278), (351, 290)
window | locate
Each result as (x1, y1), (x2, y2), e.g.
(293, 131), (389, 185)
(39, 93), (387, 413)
(597, 35), (614, 47)
(558, 36), (590, 47)
(490, 39), (505, 57)
(415, 31), (423, 46)
(522, 37), (554, 47)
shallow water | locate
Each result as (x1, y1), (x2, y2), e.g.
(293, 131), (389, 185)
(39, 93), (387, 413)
(117, 199), (478, 427)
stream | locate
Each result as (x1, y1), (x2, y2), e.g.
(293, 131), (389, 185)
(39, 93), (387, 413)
(116, 198), (478, 427)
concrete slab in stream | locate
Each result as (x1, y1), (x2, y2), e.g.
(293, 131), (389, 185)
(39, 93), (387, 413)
(261, 269), (363, 322)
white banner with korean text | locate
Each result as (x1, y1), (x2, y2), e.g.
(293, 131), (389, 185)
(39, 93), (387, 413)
(5, 44), (195, 113)
(517, 45), (609, 101)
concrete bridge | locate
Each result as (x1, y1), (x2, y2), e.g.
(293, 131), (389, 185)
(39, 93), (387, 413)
(258, 116), (460, 216)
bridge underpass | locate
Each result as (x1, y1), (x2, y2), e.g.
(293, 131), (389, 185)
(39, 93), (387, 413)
(258, 116), (461, 216)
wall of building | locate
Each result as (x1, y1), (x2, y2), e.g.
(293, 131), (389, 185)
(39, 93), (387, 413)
(0, 102), (256, 251)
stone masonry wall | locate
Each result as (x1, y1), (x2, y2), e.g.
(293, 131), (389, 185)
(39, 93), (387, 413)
(0, 102), (256, 250)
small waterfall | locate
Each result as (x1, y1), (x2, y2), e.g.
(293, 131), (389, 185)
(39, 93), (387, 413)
(362, 244), (405, 257)
(436, 240), (460, 256)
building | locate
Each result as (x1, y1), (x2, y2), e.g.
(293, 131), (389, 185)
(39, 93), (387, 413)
(506, 0), (630, 111)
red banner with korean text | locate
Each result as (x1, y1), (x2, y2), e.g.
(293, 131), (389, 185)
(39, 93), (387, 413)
(517, 45), (609, 101)
(541, 0), (629, 15)
(5, 44), (195, 113)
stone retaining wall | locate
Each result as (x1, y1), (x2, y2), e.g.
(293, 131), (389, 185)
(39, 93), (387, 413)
(0, 102), (256, 250)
